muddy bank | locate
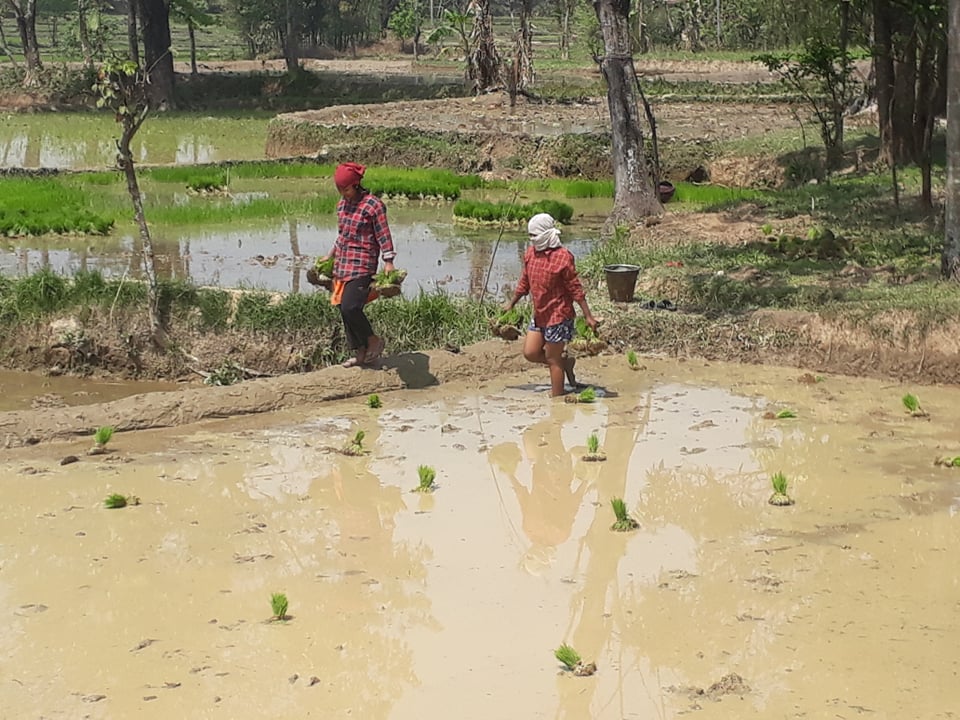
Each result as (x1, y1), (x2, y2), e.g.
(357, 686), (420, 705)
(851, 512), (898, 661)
(0, 341), (526, 448)
(4, 307), (960, 448)
(265, 97), (803, 183)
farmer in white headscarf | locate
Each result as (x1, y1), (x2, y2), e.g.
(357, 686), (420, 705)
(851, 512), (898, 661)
(502, 213), (598, 397)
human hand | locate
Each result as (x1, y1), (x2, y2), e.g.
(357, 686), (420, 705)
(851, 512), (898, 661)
(501, 300), (514, 313)
(585, 315), (600, 333)
(383, 260), (395, 273)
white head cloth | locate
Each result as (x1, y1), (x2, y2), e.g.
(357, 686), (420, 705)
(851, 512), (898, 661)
(528, 213), (562, 252)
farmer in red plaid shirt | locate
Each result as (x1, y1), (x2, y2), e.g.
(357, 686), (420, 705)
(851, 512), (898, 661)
(318, 162), (396, 368)
(502, 213), (598, 397)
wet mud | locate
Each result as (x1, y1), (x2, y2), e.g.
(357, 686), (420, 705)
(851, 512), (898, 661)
(1, 357), (958, 718)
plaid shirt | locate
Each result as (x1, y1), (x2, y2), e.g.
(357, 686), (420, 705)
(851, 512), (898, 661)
(513, 246), (585, 328)
(334, 191), (396, 282)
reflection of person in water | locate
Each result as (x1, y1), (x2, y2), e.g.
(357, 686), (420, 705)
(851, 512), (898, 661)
(495, 404), (589, 574)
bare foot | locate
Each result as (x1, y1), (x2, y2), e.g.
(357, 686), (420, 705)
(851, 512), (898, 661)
(363, 336), (385, 364)
(342, 349), (366, 368)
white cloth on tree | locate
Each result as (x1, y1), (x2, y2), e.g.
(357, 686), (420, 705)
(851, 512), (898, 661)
(527, 213), (562, 252)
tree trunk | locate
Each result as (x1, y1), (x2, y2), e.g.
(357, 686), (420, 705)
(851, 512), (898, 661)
(945, 0), (960, 280)
(0, 15), (21, 68)
(559, 1), (570, 60)
(517, 0), (533, 88)
(127, 0), (140, 64)
(873, 0), (895, 166)
(118, 122), (165, 346)
(283, 0), (301, 74)
(77, 0), (93, 69)
(138, 0), (176, 109)
(891, 29), (918, 164)
(188, 20), (198, 76)
(6, 0), (43, 86)
(594, 0), (662, 232)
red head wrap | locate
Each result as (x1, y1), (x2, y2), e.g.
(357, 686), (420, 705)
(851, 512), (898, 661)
(334, 162), (365, 189)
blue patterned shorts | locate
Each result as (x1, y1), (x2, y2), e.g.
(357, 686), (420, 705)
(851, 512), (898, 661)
(528, 317), (574, 344)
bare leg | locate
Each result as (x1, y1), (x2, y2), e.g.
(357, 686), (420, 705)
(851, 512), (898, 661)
(563, 354), (577, 386)
(544, 342), (567, 397)
(522, 329), (547, 364)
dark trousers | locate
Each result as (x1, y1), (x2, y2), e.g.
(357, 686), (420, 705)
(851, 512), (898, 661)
(340, 276), (374, 350)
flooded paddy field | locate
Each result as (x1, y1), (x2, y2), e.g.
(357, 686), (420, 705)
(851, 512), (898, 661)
(0, 197), (606, 297)
(0, 112), (272, 170)
(2, 357), (958, 719)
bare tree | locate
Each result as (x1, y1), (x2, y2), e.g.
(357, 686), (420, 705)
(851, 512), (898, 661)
(95, 58), (167, 346)
(944, 0), (960, 280)
(467, 0), (501, 92)
(593, 0), (662, 231)
(4, 0), (42, 86)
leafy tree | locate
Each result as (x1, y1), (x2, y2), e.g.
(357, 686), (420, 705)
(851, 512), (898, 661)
(171, 0), (216, 76)
(756, 37), (860, 170)
(874, 0), (947, 208)
(94, 57), (165, 346)
(424, 8), (472, 59)
(388, 0), (426, 57)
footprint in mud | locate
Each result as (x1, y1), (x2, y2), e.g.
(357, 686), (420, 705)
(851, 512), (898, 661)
(744, 575), (783, 592)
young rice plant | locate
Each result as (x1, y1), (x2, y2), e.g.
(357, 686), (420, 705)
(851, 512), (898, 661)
(610, 497), (639, 531)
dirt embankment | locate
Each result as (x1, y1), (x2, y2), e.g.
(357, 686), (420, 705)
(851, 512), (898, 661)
(0, 340), (528, 449)
(265, 95), (804, 183)
(3, 307), (960, 449)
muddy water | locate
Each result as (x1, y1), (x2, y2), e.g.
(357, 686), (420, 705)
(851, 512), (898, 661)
(0, 113), (270, 170)
(2, 358), (958, 719)
(0, 369), (179, 413)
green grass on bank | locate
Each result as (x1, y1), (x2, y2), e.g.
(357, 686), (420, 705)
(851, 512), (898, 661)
(0, 269), (498, 367)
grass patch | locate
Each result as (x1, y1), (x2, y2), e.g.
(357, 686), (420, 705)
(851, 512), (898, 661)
(147, 195), (338, 226)
(0, 177), (115, 236)
(453, 199), (574, 224)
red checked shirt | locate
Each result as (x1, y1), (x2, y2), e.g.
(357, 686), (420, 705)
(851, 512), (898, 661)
(334, 191), (396, 282)
(513, 246), (585, 328)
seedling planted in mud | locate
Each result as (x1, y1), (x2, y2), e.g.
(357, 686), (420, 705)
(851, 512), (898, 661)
(341, 430), (366, 456)
(582, 432), (606, 462)
(626, 350), (639, 370)
(768, 471), (794, 507)
(775, 409), (797, 419)
(104, 493), (139, 509)
(554, 643), (597, 676)
(902, 393), (928, 417)
(934, 456), (960, 467)
(610, 497), (639, 531)
(413, 465), (437, 493)
(367, 393), (382, 409)
(555, 644), (581, 671)
(270, 592), (289, 621)
(90, 425), (115, 455)
(578, 387), (597, 403)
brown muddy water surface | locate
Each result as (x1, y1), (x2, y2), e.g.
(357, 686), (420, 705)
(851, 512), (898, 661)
(2, 358), (959, 719)
(0, 369), (179, 413)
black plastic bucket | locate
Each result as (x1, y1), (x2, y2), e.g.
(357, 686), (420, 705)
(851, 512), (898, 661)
(603, 264), (640, 302)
